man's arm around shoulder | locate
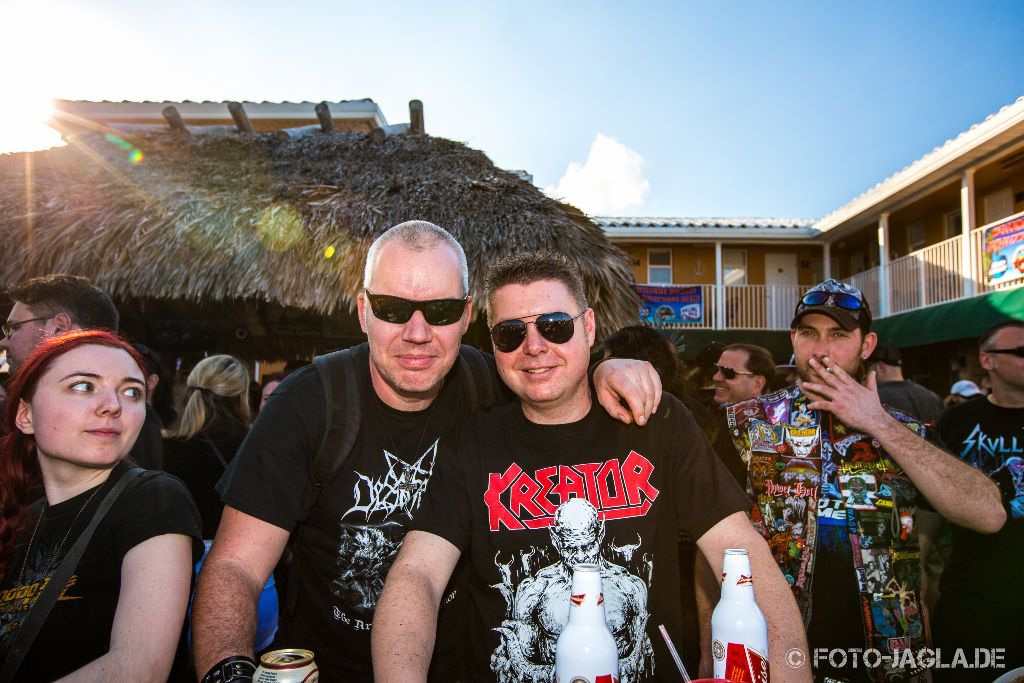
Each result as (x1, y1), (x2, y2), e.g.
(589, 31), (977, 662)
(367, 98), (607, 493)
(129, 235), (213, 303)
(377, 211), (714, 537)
(697, 511), (811, 683)
(372, 530), (461, 682)
(192, 506), (290, 679)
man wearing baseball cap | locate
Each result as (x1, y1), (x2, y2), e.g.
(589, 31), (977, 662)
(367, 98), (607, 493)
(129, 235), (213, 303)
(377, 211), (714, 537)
(866, 346), (944, 426)
(723, 279), (1006, 682)
(948, 379), (984, 405)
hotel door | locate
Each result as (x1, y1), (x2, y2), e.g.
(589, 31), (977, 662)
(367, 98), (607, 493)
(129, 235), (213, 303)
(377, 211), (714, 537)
(765, 253), (798, 329)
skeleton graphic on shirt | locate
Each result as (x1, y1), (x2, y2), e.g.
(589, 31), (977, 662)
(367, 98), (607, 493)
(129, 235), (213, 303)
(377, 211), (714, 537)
(331, 440), (439, 615)
(491, 498), (654, 683)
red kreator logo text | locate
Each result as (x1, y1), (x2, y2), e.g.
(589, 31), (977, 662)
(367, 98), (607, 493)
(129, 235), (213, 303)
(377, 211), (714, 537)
(484, 451), (660, 531)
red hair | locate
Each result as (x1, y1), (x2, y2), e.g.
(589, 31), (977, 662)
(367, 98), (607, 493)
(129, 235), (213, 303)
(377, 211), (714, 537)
(0, 330), (146, 580)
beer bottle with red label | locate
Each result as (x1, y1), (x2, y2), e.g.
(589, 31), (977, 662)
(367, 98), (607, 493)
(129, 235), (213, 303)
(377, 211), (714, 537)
(712, 548), (770, 683)
(554, 563), (620, 683)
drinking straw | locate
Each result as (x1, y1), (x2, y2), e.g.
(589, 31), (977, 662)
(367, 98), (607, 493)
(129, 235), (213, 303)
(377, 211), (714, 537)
(658, 623), (692, 682)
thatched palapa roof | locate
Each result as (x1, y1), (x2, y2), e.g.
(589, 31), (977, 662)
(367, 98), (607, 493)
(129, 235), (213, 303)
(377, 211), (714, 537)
(0, 128), (638, 358)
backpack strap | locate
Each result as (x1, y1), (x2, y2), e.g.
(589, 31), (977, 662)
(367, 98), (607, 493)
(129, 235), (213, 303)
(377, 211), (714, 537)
(285, 348), (361, 618)
(457, 344), (499, 414)
(311, 348), (361, 495)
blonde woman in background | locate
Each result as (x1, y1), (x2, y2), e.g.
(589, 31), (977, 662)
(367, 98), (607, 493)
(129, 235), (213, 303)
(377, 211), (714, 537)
(162, 354), (279, 652)
(162, 355), (252, 539)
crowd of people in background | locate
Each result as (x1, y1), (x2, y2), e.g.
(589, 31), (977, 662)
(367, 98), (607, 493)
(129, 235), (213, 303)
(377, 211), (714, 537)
(0, 223), (1019, 683)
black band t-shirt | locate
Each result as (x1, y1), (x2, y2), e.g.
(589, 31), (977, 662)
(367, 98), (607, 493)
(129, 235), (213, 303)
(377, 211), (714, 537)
(218, 344), (498, 681)
(410, 393), (750, 682)
(0, 463), (203, 682)
(932, 397), (1024, 676)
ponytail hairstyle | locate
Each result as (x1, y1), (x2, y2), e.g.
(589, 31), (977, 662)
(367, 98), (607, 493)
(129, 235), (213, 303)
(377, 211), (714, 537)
(0, 330), (146, 580)
(163, 355), (252, 440)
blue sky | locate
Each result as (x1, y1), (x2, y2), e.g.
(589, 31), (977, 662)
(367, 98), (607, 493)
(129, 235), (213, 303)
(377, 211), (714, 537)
(3, 0), (1023, 219)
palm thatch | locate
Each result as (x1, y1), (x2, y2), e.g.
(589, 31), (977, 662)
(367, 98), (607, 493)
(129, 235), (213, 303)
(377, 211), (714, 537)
(0, 129), (638, 359)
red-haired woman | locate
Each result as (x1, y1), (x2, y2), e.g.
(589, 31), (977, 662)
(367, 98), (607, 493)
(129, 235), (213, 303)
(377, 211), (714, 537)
(0, 330), (202, 681)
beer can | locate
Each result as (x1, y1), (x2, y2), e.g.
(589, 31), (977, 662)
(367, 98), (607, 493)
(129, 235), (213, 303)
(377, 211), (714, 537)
(253, 649), (319, 683)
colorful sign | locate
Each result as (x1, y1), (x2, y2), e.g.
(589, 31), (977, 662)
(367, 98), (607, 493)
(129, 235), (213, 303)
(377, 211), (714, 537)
(984, 213), (1024, 285)
(634, 284), (703, 324)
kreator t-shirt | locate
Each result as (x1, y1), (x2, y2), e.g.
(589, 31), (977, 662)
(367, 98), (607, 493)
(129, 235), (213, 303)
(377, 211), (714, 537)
(410, 393), (750, 682)
(218, 344), (506, 682)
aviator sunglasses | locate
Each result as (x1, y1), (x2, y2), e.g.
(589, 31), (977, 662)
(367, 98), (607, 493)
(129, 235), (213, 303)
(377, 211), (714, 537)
(985, 346), (1024, 358)
(489, 311), (585, 353)
(364, 290), (467, 326)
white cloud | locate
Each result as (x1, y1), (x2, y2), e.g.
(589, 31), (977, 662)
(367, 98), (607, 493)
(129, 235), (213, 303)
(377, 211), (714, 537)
(545, 133), (650, 215)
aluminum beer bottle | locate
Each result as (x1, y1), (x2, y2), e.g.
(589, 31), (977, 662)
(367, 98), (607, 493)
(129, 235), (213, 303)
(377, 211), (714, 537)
(712, 548), (770, 683)
(554, 563), (620, 683)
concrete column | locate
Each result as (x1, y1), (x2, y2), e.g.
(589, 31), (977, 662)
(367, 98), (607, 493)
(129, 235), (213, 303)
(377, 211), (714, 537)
(715, 241), (724, 330)
(878, 213), (891, 317)
(823, 243), (832, 280)
(960, 169), (977, 298)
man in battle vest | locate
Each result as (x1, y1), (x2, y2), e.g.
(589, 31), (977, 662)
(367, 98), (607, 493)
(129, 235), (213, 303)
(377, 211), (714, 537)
(726, 279), (1006, 683)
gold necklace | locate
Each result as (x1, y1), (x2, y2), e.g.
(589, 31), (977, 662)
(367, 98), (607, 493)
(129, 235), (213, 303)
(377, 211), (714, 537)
(17, 484), (103, 585)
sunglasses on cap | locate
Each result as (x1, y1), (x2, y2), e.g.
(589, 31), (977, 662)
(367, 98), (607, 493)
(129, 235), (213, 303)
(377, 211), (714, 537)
(799, 290), (865, 311)
(985, 346), (1024, 358)
(489, 311), (585, 353)
(364, 290), (468, 326)
(714, 364), (755, 380)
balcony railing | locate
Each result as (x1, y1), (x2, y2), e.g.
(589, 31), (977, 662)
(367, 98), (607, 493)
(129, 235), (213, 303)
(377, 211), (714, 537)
(650, 222), (1021, 331)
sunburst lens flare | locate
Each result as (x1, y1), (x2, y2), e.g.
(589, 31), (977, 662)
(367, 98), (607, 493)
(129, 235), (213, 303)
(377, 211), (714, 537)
(129, 148), (144, 164)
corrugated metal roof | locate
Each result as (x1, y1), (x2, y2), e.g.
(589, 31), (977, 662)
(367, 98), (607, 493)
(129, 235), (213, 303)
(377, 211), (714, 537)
(53, 99), (388, 125)
(597, 216), (820, 240)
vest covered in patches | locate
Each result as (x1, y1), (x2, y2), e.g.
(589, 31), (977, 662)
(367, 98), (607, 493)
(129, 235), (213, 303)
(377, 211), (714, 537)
(728, 386), (931, 683)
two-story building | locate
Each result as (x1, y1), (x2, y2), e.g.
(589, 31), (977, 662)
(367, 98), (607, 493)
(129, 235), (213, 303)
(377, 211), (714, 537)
(603, 95), (1024, 392)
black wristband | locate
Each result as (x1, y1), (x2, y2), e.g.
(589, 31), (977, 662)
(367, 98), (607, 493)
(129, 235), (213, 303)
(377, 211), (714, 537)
(201, 655), (258, 683)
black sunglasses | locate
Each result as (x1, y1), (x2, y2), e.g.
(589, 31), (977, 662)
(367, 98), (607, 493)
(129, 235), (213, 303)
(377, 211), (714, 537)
(985, 346), (1024, 358)
(799, 290), (864, 311)
(489, 311), (584, 353)
(364, 290), (467, 326)
(714, 364), (755, 380)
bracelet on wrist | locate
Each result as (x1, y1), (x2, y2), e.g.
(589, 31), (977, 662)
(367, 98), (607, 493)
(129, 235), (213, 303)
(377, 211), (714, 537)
(201, 655), (258, 683)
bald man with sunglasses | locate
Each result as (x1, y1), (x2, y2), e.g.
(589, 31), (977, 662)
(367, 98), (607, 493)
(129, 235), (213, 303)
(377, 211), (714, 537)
(373, 251), (810, 683)
(191, 222), (663, 683)
(930, 319), (1024, 680)
(722, 279), (1006, 683)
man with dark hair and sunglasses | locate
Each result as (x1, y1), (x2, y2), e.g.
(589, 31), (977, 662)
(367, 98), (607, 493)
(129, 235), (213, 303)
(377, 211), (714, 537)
(373, 251), (811, 683)
(724, 279), (1006, 683)
(712, 343), (775, 407)
(929, 319), (1024, 680)
(192, 222), (662, 683)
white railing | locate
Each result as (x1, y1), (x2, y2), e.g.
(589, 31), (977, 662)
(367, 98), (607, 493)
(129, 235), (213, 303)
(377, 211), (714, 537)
(642, 222), (1021, 329)
(848, 267), (882, 316)
(723, 284), (804, 330)
(887, 234), (964, 314)
(653, 284), (802, 331)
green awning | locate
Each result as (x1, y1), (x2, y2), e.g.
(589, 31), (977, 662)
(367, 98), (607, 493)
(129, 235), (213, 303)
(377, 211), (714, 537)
(873, 288), (1024, 348)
